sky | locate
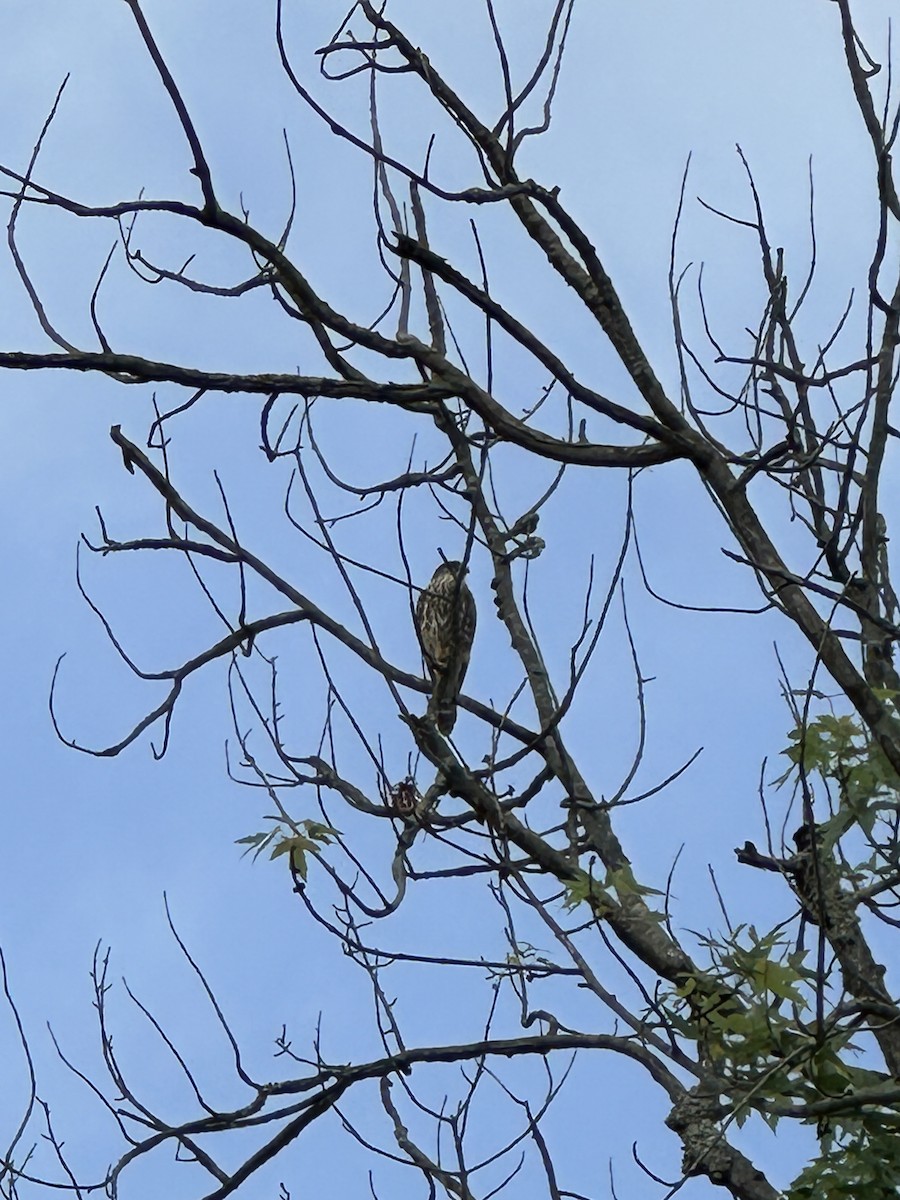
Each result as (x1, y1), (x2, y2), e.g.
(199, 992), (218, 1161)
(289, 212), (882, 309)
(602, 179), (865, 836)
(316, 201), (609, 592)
(0, 1), (896, 1197)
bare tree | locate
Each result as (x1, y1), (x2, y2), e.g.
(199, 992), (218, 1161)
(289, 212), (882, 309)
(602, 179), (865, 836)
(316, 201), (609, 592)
(2, 2), (900, 1198)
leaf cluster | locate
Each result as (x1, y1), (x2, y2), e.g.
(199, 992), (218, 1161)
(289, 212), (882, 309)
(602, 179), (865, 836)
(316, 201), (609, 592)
(236, 819), (340, 880)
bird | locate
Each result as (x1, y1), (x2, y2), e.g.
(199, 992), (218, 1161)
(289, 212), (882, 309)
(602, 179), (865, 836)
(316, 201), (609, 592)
(415, 560), (476, 735)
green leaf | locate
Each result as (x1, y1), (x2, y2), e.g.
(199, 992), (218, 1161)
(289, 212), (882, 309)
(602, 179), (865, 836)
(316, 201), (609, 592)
(235, 831), (269, 848)
(605, 864), (664, 899)
(235, 829), (278, 861)
(271, 834), (319, 879)
(561, 873), (611, 912)
(301, 820), (341, 843)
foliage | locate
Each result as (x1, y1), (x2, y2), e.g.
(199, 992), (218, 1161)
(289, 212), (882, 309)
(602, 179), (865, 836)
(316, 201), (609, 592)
(787, 1120), (900, 1200)
(237, 819), (340, 879)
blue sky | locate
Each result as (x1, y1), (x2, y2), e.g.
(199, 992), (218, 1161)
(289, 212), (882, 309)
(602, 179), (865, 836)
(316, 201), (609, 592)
(0, 1), (896, 1196)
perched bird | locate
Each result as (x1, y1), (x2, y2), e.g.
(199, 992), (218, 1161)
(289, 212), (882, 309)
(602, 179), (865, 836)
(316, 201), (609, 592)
(415, 560), (476, 735)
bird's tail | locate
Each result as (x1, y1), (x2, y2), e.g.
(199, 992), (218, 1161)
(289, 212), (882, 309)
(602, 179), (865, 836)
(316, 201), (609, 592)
(428, 687), (458, 735)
